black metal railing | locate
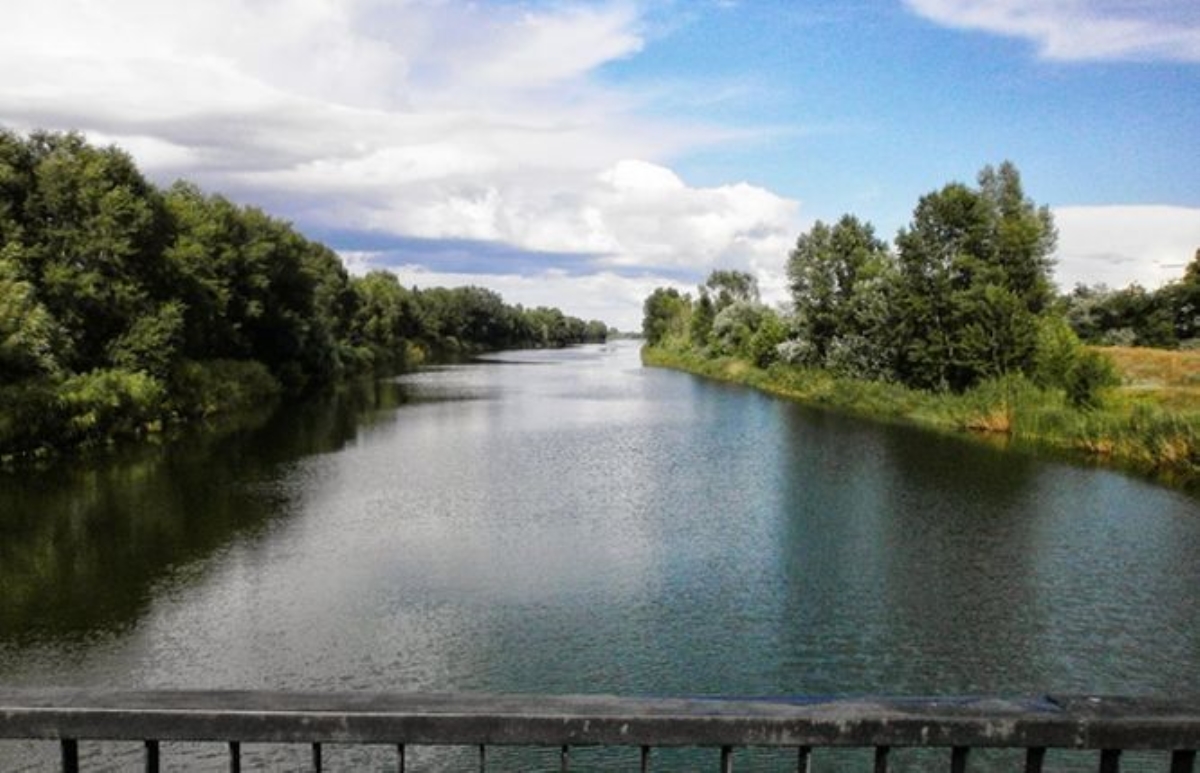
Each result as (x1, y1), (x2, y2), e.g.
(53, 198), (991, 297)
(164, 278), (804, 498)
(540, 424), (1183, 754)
(1, 690), (1197, 771)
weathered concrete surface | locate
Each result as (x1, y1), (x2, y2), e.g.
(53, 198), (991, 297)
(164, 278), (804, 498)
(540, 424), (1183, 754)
(0, 691), (1196, 751)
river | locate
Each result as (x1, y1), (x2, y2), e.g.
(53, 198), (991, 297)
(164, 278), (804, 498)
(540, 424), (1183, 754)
(2, 341), (1198, 770)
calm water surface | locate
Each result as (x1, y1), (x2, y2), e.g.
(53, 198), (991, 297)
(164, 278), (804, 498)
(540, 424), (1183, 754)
(2, 341), (1198, 769)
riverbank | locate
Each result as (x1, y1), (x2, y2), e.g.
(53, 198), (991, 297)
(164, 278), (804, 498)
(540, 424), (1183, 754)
(642, 345), (1200, 491)
(0, 341), (569, 468)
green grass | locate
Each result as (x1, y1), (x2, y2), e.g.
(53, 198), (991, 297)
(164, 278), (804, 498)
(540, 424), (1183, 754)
(642, 344), (1200, 492)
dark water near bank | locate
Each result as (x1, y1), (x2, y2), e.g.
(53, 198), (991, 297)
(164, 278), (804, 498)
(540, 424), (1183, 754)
(2, 341), (1198, 770)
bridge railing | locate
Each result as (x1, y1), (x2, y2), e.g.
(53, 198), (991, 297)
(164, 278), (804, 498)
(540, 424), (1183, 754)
(1, 690), (1197, 771)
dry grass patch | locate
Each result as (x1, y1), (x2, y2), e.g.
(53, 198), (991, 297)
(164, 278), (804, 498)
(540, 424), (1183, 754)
(1100, 346), (1200, 411)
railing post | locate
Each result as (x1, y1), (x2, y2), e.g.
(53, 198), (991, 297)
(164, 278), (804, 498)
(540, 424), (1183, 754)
(229, 740), (240, 773)
(951, 745), (969, 773)
(560, 744), (569, 772)
(1170, 750), (1196, 773)
(145, 739), (160, 773)
(478, 743), (486, 773)
(312, 741), (323, 771)
(1099, 748), (1121, 773)
(640, 744), (651, 772)
(874, 745), (890, 773)
(1025, 747), (1046, 773)
(60, 738), (79, 773)
(397, 743), (406, 773)
(720, 745), (733, 773)
(797, 745), (811, 773)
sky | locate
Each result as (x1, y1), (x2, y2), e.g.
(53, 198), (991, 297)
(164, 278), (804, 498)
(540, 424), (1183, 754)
(1, 0), (1198, 331)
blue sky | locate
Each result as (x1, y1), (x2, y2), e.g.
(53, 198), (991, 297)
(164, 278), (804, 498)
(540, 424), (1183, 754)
(2, 0), (1198, 329)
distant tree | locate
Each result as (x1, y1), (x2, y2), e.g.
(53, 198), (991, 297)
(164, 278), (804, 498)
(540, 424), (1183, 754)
(1065, 283), (1176, 348)
(690, 288), (715, 347)
(0, 129), (613, 456)
(704, 269), (759, 310)
(642, 287), (691, 345)
(583, 320), (610, 342)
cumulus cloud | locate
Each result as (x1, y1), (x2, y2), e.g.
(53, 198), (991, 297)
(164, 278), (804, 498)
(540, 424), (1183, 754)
(905, 0), (1200, 62)
(1052, 205), (1200, 290)
(0, 0), (799, 325)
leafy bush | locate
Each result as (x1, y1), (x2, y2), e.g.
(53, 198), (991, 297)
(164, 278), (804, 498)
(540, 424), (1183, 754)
(168, 359), (280, 419)
(825, 333), (894, 382)
(1065, 350), (1120, 410)
(108, 301), (185, 378)
(1032, 315), (1081, 390)
(711, 301), (767, 357)
(59, 368), (167, 442)
(775, 338), (818, 367)
(747, 310), (788, 367)
(0, 381), (66, 456)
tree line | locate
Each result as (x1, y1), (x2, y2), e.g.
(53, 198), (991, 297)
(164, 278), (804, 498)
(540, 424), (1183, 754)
(0, 130), (608, 457)
(644, 162), (1129, 408)
(1060, 257), (1200, 349)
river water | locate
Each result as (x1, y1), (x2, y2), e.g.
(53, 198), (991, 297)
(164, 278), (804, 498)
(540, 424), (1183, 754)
(1, 341), (1198, 770)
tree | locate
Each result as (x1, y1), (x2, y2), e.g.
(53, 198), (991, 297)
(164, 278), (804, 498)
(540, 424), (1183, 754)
(642, 287), (690, 345)
(786, 215), (892, 367)
(18, 132), (171, 372)
(977, 161), (1056, 314)
(0, 249), (62, 383)
(711, 300), (767, 357)
(704, 269), (759, 311)
(893, 163), (1056, 390)
(690, 288), (715, 347)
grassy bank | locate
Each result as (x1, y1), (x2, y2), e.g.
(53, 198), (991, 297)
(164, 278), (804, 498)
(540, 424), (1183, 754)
(643, 345), (1200, 491)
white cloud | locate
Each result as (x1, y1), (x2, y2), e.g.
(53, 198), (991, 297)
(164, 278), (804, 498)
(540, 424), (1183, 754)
(905, 0), (1200, 62)
(0, 0), (799, 332)
(1052, 205), (1200, 290)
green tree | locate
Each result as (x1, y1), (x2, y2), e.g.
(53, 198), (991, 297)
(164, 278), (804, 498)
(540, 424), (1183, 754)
(108, 301), (185, 379)
(894, 163), (1056, 390)
(690, 288), (716, 347)
(747, 307), (788, 367)
(642, 287), (691, 346)
(350, 271), (410, 368)
(977, 161), (1057, 314)
(787, 215), (892, 367)
(704, 269), (759, 311)
(0, 249), (62, 383)
(18, 132), (171, 372)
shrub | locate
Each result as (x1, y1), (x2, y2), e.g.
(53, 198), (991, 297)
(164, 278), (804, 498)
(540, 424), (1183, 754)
(168, 359), (280, 419)
(1032, 316), (1081, 390)
(825, 333), (894, 382)
(59, 368), (168, 442)
(775, 338), (817, 366)
(747, 311), (788, 367)
(0, 381), (66, 456)
(1066, 350), (1120, 410)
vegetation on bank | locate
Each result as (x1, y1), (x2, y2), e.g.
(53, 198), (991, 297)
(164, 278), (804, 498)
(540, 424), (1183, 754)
(641, 162), (1200, 488)
(643, 345), (1200, 487)
(0, 130), (609, 460)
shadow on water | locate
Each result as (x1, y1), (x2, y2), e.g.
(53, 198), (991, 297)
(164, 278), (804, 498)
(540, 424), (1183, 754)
(773, 400), (1200, 701)
(0, 377), (416, 645)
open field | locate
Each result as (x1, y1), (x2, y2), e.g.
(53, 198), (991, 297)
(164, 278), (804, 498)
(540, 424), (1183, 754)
(1103, 346), (1200, 412)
